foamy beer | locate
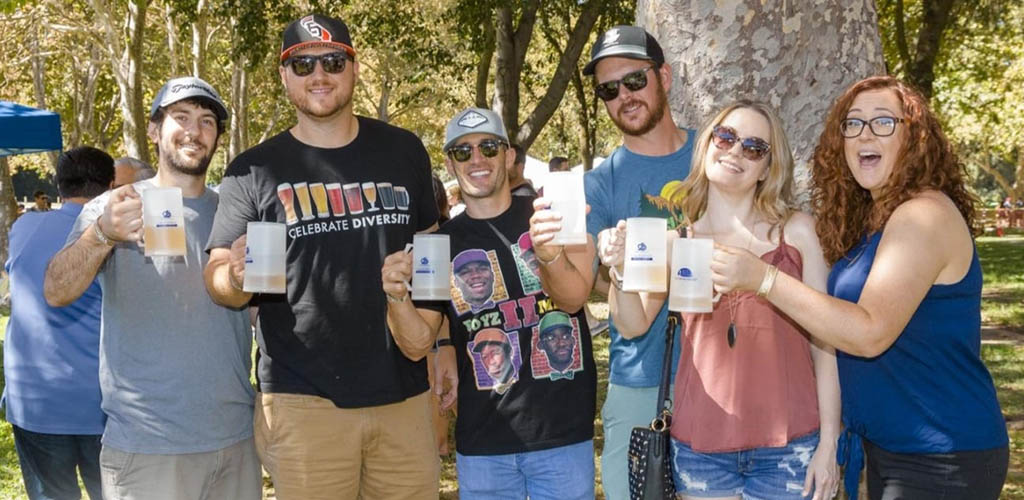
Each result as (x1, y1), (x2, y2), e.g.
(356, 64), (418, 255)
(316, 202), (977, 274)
(623, 217), (668, 292)
(411, 234), (451, 301)
(277, 183), (299, 224)
(668, 238), (714, 312)
(545, 171), (587, 245)
(362, 182), (379, 211)
(243, 222), (287, 294)
(142, 187), (186, 257)
(294, 182), (315, 221)
(310, 183), (330, 218)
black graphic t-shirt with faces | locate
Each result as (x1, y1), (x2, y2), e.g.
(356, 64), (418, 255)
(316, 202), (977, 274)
(426, 196), (597, 455)
(207, 116), (438, 408)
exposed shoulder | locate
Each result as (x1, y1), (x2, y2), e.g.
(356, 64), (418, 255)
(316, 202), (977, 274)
(886, 190), (963, 237)
(781, 211), (820, 251)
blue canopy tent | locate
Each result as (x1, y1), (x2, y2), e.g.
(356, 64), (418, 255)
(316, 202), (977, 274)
(0, 101), (63, 157)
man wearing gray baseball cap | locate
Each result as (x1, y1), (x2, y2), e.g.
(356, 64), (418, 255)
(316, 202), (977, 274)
(45, 77), (260, 499)
(382, 106), (599, 499)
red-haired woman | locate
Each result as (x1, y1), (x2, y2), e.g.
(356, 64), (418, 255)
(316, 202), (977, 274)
(712, 76), (1008, 499)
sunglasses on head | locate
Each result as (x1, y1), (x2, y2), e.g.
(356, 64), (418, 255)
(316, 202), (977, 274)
(283, 52), (349, 77)
(711, 125), (771, 161)
(594, 66), (656, 102)
(446, 139), (507, 163)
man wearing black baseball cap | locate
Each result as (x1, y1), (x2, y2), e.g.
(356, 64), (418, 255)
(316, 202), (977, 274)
(204, 13), (440, 499)
(45, 76), (261, 499)
(545, 25), (698, 499)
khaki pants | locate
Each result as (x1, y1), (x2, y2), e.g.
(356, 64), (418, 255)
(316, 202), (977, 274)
(99, 438), (262, 500)
(255, 391), (439, 500)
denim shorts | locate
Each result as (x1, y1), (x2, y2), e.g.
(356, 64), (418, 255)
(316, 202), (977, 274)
(670, 431), (819, 499)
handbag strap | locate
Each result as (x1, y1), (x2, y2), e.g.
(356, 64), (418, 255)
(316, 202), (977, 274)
(651, 312), (679, 430)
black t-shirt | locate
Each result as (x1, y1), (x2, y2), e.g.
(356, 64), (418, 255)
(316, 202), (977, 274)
(207, 117), (438, 408)
(427, 196), (596, 455)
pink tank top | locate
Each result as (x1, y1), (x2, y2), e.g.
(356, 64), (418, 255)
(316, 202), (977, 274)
(670, 229), (820, 452)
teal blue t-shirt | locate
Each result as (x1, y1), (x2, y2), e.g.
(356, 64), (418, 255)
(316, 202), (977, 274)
(584, 130), (695, 387)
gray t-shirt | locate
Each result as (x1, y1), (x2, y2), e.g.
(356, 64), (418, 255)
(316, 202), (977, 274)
(67, 180), (254, 454)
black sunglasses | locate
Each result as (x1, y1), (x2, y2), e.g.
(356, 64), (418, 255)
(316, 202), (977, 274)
(711, 125), (771, 161)
(594, 66), (655, 102)
(446, 139), (507, 163)
(840, 116), (903, 138)
(283, 52), (348, 77)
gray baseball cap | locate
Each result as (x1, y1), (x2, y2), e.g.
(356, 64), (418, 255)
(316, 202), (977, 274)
(583, 25), (665, 76)
(149, 77), (229, 121)
(444, 108), (509, 152)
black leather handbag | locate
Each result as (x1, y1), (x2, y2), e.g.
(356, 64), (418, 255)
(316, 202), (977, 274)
(627, 313), (679, 500)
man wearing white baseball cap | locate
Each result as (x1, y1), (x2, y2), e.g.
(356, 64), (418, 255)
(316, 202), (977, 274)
(44, 76), (260, 499)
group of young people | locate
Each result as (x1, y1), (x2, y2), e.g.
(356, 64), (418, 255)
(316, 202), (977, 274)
(2, 12), (1009, 500)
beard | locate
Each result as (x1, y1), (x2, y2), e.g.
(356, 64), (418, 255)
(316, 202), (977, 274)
(611, 82), (668, 137)
(161, 141), (216, 178)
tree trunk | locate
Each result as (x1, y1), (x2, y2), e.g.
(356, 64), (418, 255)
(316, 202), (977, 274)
(494, 2), (540, 145)
(0, 157), (19, 267)
(164, 3), (181, 76)
(637, 0), (885, 206)
(30, 24), (60, 169)
(908, 0), (957, 98)
(475, 23), (496, 109)
(191, 0), (208, 79)
(228, 61), (249, 162)
(91, 0), (149, 163)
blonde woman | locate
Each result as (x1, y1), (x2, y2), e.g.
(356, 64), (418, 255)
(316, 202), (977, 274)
(600, 101), (840, 500)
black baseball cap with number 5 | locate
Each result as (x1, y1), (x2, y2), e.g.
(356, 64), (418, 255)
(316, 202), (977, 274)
(280, 14), (357, 62)
(583, 25), (665, 76)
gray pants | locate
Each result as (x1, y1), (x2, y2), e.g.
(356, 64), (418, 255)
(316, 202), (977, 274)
(99, 437), (262, 500)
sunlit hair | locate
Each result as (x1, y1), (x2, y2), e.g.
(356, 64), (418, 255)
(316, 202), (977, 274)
(665, 100), (795, 233)
(811, 76), (977, 264)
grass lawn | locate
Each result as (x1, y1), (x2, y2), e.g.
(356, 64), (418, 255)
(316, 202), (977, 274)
(0, 238), (1020, 499)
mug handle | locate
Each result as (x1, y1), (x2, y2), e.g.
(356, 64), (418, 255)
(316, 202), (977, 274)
(403, 243), (414, 292)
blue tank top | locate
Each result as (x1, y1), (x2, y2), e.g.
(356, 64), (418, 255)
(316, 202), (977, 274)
(830, 230), (1007, 445)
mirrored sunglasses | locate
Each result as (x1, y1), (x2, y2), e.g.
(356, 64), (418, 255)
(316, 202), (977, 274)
(446, 139), (507, 163)
(594, 66), (655, 102)
(284, 52), (348, 77)
(711, 125), (771, 161)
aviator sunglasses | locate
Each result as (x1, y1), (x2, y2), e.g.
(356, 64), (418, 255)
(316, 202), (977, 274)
(283, 52), (349, 77)
(446, 139), (507, 163)
(711, 125), (771, 161)
(594, 66), (656, 102)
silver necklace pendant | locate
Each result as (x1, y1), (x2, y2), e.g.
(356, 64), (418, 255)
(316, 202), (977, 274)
(727, 322), (737, 348)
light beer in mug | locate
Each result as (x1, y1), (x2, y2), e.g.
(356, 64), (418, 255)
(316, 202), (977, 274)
(142, 186), (186, 257)
(143, 225), (186, 257)
(294, 182), (315, 221)
(310, 183), (330, 218)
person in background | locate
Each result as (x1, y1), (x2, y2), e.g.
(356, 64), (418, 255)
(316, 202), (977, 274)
(433, 174), (451, 224)
(548, 156), (569, 173)
(113, 157), (156, 188)
(4, 146), (115, 500)
(27, 191), (51, 212)
(508, 143), (538, 197)
(447, 181), (466, 217)
(712, 75), (1008, 500)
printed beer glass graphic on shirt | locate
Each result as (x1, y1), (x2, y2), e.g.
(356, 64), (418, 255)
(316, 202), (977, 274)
(142, 187), (186, 257)
(243, 222), (287, 294)
(325, 183), (346, 217)
(310, 183), (330, 219)
(623, 217), (667, 292)
(362, 182), (379, 212)
(377, 182), (396, 209)
(394, 186), (410, 211)
(343, 183), (364, 214)
(294, 182), (315, 221)
(668, 238), (713, 313)
(277, 183), (299, 224)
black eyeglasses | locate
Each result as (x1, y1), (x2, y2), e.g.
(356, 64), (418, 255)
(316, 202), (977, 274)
(840, 116), (903, 138)
(446, 139), (507, 163)
(283, 52), (349, 77)
(594, 66), (655, 102)
(711, 125), (771, 161)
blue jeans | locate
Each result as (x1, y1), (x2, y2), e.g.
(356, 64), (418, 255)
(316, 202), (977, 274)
(12, 425), (102, 500)
(670, 431), (820, 499)
(456, 440), (594, 500)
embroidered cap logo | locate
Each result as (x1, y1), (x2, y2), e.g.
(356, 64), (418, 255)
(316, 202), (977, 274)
(457, 111), (487, 129)
(300, 15), (332, 41)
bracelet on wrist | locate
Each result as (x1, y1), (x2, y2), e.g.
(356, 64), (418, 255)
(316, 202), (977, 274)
(609, 266), (624, 290)
(537, 246), (564, 266)
(756, 264), (780, 297)
(385, 292), (408, 304)
(435, 338), (453, 348)
(92, 220), (116, 247)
